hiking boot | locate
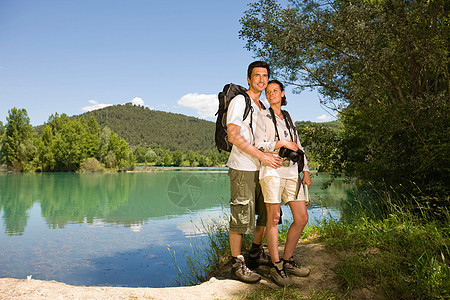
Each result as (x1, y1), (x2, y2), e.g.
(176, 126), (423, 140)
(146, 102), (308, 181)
(247, 244), (270, 269)
(270, 260), (293, 287)
(283, 256), (310, 277)
(231, 255), (261, 283)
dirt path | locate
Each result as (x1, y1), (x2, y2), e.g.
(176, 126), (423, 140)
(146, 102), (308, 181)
(0, 238), (345, 299)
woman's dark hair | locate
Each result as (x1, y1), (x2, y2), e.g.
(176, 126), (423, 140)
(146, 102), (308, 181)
(267, 79), (287, 106)
(247, 61), (270, 79)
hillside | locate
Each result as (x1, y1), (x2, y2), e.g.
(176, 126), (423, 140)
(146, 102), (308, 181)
(33, 104), (340, 155)
(79, 104), (215, 153)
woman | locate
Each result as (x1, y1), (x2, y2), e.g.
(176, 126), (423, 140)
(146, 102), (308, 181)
(254, 79), (312, 287)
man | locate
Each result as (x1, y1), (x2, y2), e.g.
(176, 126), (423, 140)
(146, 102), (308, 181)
(227, 61), (283, 283)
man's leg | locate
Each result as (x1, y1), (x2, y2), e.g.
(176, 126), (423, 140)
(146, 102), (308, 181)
(228, 168), (261, 283)
(229, 230), (243, 257)
(253, 225), (265, 245)
(248, 172), (269, 268)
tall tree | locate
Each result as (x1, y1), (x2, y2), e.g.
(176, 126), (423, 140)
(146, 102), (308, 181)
(0, 108), (36, 171)
(36, 124), (55, 171)
(240, 0), (449, 196)
(84, 116), (100, 159)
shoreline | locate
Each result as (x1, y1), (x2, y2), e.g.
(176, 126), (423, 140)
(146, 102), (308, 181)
(0, 277), (260, 300)
(0, 238), (352, 299)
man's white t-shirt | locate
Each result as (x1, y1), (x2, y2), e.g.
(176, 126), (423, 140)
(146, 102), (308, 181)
(226, 94), (263, 171)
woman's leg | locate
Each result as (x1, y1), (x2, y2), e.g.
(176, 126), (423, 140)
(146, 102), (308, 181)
(265, 203), (281, 263)
(283, 200), (308, 260)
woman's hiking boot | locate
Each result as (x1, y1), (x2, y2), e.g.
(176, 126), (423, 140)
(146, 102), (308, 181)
(231, 255), (261, 283)
(270, 260), (293, 287)
(247, 244), (270, 269)
(283, 256), (310, 277)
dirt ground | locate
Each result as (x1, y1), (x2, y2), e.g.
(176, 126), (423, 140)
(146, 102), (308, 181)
(0, 237), (376, 299)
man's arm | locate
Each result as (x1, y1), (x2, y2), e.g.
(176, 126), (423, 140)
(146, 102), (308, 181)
(228, 123), (283, 169)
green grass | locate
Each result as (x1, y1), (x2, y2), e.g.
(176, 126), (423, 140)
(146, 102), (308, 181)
(313, 194), (449, 299)
(173, 192), (449, 299)
(241, 286), (341, 300)
(168, 201), (256, 286)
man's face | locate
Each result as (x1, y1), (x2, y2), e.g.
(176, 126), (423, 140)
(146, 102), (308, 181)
(247, 67), (269, 94)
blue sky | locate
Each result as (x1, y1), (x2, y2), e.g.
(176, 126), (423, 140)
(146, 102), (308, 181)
(0, 0), (335, 126)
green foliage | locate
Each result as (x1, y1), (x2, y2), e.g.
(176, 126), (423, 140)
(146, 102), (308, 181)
(0, 108), (36, 171)
(4, 104), (230, 171)
(240, 0), (449, 198)
(80, 157), (104, 172)
(36, 124), (55, 171)
(81, 103), (215, 153)
(297, 121), (343, 172)
(314, 195), (449, 299)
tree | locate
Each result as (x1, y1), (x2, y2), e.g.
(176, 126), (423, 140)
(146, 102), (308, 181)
(0, 108), (36, 171)
(36, 124), (55, 171)
(52, 117), (86, 171)
(172, 150), (183, 166)
(133, 146), (149, 163)
(0, 121), (4, 140)
(187, 150), (197, 167)
(298, 122), (342, 172)
(84, 116), (100, 159)
(163, 153), (173, 166)
(107, 132), (131, 169)
(240, 0), (449, 196)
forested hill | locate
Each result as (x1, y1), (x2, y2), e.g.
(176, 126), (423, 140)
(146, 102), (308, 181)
(79, 103), (215, 153)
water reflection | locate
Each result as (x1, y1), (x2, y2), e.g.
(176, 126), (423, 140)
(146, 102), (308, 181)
(0, 172), (229, 236)
(0, 171), (355, 287)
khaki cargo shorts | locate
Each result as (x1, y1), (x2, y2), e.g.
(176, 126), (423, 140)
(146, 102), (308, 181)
(228, 168), (267, 234)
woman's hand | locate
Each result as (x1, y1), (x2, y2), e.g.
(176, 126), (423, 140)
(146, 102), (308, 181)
(277, 140), (299, 151)
(302, 171), (312, 188)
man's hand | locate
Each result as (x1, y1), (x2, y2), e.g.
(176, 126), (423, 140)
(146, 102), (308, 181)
(259, 152), (283, 169)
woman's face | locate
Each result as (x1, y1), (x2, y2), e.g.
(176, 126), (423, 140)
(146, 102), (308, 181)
(265, 83), (285, 106)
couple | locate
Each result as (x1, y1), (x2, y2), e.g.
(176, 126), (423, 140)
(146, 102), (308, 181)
(226, 61), (312, 286)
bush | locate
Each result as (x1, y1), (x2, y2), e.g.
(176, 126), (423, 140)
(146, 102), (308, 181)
(80, 157), (104, 172)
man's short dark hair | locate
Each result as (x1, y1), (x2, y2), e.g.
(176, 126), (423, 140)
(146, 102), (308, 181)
(247, 61), (270, 79)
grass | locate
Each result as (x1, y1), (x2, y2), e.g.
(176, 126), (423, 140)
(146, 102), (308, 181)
(172, 192), (449, 299)
(168, 201), (256, 286)
(312, 193), (449, 299)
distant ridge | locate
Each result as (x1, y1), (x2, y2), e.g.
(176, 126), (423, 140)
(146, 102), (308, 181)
(79, 103), (215, 153)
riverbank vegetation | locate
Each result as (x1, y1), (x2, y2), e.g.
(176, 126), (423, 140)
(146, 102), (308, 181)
(240, 0), (448, 199)
(174, 190), (448, 299)
(0, 107), (231, 172)
(0, 105), (336, 172)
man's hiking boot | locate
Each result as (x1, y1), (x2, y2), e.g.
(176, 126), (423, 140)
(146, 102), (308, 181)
(283, 256), (310, 277)
(270, 260), (293, 287)
(231, 255), (261, 283)
(247, 244), (270, 269)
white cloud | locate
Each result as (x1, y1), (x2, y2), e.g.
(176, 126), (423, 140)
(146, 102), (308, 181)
(177, 93), (218, 118)
(82, 97), (149, 113)
(82, 100), (112, 112)
(131, 97), (145, 106)
(317, 114), (332, 122)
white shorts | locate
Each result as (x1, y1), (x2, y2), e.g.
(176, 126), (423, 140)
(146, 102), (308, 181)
(260, 176), (306, 205)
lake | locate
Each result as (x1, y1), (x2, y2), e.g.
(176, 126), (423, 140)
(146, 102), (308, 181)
(0, 169), (354, 287)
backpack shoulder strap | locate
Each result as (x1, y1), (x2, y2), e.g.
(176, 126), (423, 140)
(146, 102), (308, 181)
(241, 92), (252, 121)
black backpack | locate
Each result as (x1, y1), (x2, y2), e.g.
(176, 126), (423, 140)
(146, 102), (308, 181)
(215, 83), (265, 152)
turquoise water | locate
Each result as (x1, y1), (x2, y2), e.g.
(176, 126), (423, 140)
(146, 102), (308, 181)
(0, 170), (354, 287)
